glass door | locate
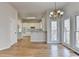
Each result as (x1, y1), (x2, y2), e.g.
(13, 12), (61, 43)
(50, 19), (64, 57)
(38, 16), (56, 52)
(51, 20), (58, 42)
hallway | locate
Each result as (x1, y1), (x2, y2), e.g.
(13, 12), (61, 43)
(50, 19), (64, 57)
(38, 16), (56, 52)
(0, 37), (78, 57)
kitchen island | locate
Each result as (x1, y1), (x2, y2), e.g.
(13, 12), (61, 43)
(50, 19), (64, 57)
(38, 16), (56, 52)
(22, 29), (46, 43)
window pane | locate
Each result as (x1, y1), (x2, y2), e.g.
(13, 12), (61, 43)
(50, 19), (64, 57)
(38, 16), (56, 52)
(51, 21), (57, 41)
(76, 16), (79, 48)
(64, 32), (70, 44)
(76, 16), (79, 31)
(76, 32), (79, 48)
(51, 21), (57, 30)
(64, 18), (70, 44)
(64, 19), (70, 31)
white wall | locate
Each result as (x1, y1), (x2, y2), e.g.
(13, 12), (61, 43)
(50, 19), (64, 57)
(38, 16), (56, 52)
(0, 2), (17, 50)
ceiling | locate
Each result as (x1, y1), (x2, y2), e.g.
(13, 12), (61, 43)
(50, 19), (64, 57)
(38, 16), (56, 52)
(10, 2), (68, 19)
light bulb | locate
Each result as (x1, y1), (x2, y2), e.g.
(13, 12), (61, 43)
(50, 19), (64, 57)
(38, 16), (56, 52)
(50, 12), (53, 15)
(57, 10), (61, 13)
(60, 11), (64, 15)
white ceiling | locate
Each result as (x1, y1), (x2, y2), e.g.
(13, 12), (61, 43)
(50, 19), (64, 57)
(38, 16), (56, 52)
(10, 2), (68, 19)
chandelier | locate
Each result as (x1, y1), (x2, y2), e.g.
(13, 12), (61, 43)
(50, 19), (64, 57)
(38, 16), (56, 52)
(49, 2), (64, 19)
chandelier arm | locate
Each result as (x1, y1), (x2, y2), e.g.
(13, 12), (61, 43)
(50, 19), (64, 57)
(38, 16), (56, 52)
(49, 2), (64, 19)
(55, 2), (56, 9)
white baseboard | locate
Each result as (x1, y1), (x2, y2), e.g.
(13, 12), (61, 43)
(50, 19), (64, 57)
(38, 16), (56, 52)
(0, 45), (11, 50)
(0, 41), (17, 51)
(62, 43), (79, 54)
(47, 41), (61, 44)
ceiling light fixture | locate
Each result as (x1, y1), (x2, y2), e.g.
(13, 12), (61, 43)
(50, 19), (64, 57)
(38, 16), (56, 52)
(49, 2), (64, 19)
(26, 17), (36, 19)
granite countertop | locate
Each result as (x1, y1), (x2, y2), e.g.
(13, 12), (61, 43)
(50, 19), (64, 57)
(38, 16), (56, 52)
(26, 29), (46, 32)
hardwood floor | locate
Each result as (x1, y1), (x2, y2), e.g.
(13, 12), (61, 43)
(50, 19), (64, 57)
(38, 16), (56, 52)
(49, 44), (78, 57)
(0, 36), (49, 57)
(0, 36), (78, 57)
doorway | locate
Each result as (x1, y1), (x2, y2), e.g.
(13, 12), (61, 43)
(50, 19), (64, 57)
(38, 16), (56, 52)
(50, 20), (59, 43)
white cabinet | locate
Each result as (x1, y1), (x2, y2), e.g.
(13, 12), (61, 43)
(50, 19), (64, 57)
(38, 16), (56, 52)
(22, 31), (31, 36)
(31, 31), (45, 42)
(22, 29), (46, 42)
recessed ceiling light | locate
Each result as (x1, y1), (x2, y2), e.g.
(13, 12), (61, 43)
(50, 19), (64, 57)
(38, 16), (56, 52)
(26, 17), (36, 19)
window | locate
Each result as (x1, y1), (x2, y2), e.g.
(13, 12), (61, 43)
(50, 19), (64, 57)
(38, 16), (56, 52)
(64, 18), (70, 44)
(51, 21), (58, 42)
(76, 16), (79, 48)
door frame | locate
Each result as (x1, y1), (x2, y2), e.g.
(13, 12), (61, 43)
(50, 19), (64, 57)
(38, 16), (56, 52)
(50, 19), (60, 43)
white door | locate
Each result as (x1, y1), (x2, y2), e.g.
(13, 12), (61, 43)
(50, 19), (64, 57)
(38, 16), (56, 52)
(10, 17), (17, 45)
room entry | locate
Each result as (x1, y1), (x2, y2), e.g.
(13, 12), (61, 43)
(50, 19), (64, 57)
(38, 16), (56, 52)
(51, 20), (58, 43)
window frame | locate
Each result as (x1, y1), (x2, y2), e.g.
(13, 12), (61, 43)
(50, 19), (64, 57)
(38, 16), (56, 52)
(63, 18), (70, 45)
(75, 15), (79, 48)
